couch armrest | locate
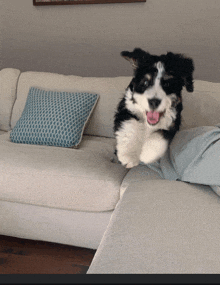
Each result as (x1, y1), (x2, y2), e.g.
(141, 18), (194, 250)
(0, 68), (21, 131)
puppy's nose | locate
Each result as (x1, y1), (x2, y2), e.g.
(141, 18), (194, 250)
(148, 98), (161, 110)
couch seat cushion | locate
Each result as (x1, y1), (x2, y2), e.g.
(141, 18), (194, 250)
(0, 133), (128, 212)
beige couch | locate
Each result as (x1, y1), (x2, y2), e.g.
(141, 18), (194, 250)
(0, 67), (220, 256)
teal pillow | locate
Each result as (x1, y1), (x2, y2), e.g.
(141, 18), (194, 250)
(10, 87), (99, 148)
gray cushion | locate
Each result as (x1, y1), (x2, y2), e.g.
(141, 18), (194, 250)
(146, 124), (220, 189)
(170, 125), (220, 185)
(88, 180), (220, 273)
(0, 132), (128, 212)
(0, 200), (112, 250)
(181, 80), (220, 130)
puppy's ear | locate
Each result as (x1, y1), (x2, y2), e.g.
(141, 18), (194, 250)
(121, 48), (150, 70)
(166, 52), (195, 92)
(182, 57), (194, 92)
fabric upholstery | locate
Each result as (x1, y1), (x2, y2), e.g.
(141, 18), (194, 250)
(10, 87), (99, 148)
(211, 185), (220, 197)
(0, 132), (128, 212)
(88, 180), (220, 273)
(181, 80), (220, 130)
(119, 164), (164, 197)
(0, 200), (112, 250)
(0, 68), (20, 131)
(10, 71), (131, 138)
(1, 68), (220, 257)
(146, 125), (220, 189)
(7, 70), (220, 137)
(168, 125), (220, 185)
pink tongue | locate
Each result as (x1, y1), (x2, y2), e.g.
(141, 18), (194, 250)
(147, 111), (160, 125)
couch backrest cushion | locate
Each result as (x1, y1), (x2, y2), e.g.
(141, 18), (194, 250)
(10, 71), (131, 138)
(9, 70), (220, 136)
(181, 80), (220, 130)
(0, 68), (21, 131)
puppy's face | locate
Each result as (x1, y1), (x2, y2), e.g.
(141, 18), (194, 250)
(122, 48), (194, 127)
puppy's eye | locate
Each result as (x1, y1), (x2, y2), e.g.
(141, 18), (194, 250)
(144, 80), (149, 86)
(163, 81), (170, 88)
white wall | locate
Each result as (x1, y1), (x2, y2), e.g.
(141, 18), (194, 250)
(1, 0), (220, 82)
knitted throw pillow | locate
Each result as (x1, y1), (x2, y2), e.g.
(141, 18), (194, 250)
(10, 87), (99, 148)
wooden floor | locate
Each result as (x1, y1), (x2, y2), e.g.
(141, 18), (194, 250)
(0, 235), (96, 274)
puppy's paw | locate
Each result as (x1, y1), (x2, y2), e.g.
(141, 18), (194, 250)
(118, 154), (139, 168)
(125, 160), (139, 169)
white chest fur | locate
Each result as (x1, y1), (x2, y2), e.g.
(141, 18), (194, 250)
(115, 118), (169, 168)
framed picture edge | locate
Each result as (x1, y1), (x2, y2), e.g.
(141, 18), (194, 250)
(33, 0), (146, 6)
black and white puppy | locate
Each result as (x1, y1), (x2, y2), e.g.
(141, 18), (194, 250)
(114, 48), (194, 168)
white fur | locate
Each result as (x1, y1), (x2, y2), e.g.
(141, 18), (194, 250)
(115, 118), (169, 168)
(115, 119), (143, 168)
(139, 132), (168, 164)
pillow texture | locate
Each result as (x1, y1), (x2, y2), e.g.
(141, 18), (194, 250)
(10, 87), (99, 148)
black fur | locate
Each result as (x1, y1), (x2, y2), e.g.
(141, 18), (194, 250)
(114, 97), (140, 133)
